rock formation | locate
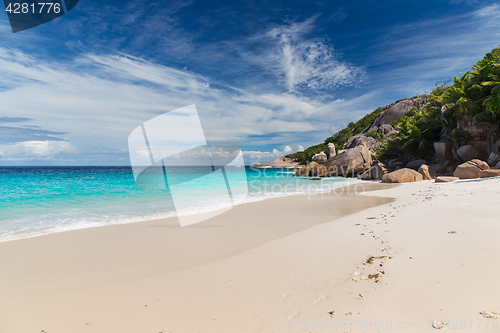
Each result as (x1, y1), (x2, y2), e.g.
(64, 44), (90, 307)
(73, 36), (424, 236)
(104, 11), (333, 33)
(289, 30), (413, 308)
(323, 144), (372, 177)
(381, 168), (423, 183)
(406, 159), (427, 170)
(435, 176), (459, 183)
(252, 155), (301, 168)
(358, 162), (388, 180)
(311, 152), (328, 163)
(342, 135), (378, 153)
(295, 144), (372, 177)
(324, 142), (336, 159)
(457, 145), (482, 162)
(453, 159), (500, 179)
(434, 141), (454, 163)
(487, 152), (500, 167)
(362, 97), (429, 134)
(418, 164), (437, 180)
(295, 162), (319, 177)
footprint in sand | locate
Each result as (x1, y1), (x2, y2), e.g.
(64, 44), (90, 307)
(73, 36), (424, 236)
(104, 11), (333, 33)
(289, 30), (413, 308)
(480, 311), (500, 319)
(432, 319), (448, 329)
(312, 294), (327, 304)
(351, 272), (367, 282)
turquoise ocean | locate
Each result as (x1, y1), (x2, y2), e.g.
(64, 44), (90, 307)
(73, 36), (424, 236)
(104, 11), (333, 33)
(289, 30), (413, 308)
(0, 166), (360, 242)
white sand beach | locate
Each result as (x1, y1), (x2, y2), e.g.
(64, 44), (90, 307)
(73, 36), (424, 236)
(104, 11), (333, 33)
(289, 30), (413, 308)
(1, 179), (500, 332)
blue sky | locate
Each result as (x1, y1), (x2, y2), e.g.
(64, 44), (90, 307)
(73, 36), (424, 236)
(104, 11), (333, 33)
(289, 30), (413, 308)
(0, 0), (499, 165)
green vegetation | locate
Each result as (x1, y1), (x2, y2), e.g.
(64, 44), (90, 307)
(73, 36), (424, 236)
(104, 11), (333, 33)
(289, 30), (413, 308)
(287, 107), (384, 164)
(379, 47), (500, 162)
(288, 47), (500, 165)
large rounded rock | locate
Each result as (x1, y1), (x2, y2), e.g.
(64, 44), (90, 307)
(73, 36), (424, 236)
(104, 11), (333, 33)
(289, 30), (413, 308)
(311, 152), (327, 163)
(388, 159), (404, 168)
(457, 145), (482, 162)
(453, 159), (490, 179)
(324, 143), (336, 159)
(381, 168), (423, 183)
(406, 159), (427, 170)
(418, 164), (437, 180)
(322, 144), (373, 177)
(342, 135), (378, 153)
(363, 97), (429, 133)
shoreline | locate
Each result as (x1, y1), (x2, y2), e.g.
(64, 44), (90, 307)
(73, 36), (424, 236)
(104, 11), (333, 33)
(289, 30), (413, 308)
(0, 182), (394, 290)
(0, 176), (365, 243)
(2, 179), (500, 332)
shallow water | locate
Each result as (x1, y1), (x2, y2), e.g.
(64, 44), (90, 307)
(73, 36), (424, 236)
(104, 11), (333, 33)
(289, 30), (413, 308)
(0, 166), (362, 241)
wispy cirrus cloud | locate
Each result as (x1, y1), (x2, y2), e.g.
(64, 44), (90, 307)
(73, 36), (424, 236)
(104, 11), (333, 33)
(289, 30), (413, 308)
(345, 3), (500, 100)
(0, 117), (32, 123)
(245, 17), (364, 92)
(0, 126), (67, 144)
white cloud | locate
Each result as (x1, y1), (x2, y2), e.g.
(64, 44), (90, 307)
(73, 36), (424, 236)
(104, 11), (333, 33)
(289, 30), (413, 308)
(0, 47), (374, 164)
(475, 4), (500, 21)
(272, 145), (295, 158)
(246, 17), (363, 92)
(0, 141), (76, 161)
(272, 145), (292, 158)
(242, 144), (305, 165)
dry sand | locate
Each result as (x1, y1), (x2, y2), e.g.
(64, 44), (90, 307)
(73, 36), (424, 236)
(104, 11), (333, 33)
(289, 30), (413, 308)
(1, 179), (500, 332)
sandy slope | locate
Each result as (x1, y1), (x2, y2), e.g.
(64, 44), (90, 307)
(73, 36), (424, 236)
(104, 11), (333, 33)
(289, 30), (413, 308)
(1, 179), (500, 332)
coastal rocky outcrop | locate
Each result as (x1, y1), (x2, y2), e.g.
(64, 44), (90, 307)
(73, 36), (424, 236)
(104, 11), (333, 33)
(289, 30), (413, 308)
(284, 49), (500, 182)
(381, 168), (423, 183)
(453, 159), (500, 179)
(323, 144), (372, 177)
(295, 144), (372, 177)
(253, 155), (301, 169)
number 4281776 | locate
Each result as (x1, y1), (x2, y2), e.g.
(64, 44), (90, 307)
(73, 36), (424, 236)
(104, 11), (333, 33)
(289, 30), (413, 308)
(5, 3), (62, 14)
